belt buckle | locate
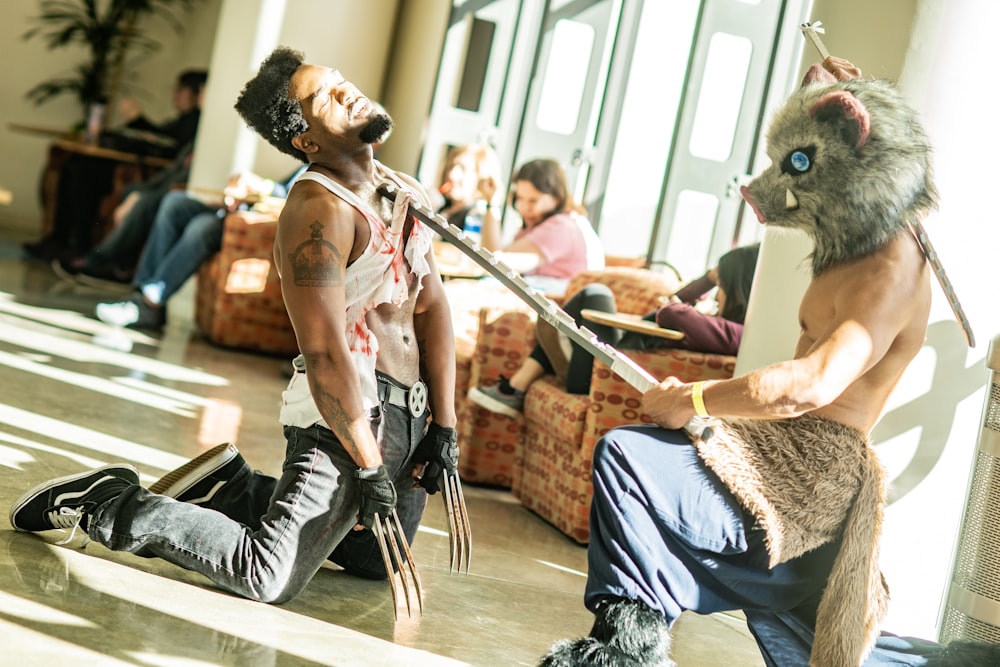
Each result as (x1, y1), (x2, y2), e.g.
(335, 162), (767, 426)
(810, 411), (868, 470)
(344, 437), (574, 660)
(407, 380), (427, 418)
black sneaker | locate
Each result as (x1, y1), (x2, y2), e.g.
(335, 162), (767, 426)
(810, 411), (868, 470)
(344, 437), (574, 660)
(149, 443), (243, 505)
(9, 464), (138, 535)
(51, 257), (83, 283)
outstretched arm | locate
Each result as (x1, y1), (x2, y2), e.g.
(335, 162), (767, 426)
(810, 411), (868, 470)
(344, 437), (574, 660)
(643, 238), (926, 432)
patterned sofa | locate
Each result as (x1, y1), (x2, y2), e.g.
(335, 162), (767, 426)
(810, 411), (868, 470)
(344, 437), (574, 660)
(457, 267), (681, 488)
(196, 209), (299, 357)
(461, 266), (738, 543)
(445, 279), (536, 487)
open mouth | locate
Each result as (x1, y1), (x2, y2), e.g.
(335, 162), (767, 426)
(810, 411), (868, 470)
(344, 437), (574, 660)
(348, 98), (370, 120)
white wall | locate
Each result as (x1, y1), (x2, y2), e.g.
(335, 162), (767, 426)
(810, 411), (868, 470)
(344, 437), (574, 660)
(879, 0), (999, 639)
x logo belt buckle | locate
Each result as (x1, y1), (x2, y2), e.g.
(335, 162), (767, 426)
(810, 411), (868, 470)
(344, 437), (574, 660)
(408, 380), (428, 418)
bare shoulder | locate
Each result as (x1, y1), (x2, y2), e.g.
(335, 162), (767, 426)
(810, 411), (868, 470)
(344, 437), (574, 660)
(275, 180), (359, 286)
(801, 233), (930, 344)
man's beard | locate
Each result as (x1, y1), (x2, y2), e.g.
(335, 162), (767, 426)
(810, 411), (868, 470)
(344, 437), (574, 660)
(359, 112), (393, 145)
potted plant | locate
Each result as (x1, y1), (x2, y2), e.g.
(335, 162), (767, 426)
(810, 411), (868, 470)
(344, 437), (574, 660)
(22, 0), (203, 132)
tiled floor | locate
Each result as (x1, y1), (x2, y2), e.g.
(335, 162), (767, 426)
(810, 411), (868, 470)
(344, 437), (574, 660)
(0, 240), (765, 666)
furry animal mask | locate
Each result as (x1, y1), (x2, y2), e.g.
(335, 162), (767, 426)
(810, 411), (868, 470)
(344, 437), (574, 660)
(742, 65), (938, 276)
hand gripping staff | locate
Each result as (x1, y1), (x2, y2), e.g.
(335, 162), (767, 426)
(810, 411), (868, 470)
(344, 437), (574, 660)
(378, 183), (716, 444)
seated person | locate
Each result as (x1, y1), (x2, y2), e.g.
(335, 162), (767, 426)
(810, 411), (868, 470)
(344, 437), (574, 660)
(480, 158), (604, 294)
(434, 142), (504, 230)
(94, 165), (306, 330)
(23, 69), (207, 261)
(468, 243), (760, 417)
(108, 69), (208, 158)
(54, 141), (195, 284)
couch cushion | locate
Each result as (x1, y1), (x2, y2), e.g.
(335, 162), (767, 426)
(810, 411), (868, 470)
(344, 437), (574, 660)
(524, 376), (589, 443)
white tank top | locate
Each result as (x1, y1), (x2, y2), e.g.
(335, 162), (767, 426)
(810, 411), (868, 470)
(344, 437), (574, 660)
(279, 162), (433, 427)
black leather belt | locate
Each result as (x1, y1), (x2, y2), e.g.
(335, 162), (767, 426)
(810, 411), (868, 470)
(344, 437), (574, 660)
(376, 373), (427, 418)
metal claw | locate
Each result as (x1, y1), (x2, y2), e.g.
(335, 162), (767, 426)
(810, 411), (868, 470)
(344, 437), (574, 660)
(441, 470), (472, 574)
(372, 510), (423, 619)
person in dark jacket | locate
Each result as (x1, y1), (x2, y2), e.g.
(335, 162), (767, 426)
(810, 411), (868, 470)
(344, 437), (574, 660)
(23, 69), (207, 260)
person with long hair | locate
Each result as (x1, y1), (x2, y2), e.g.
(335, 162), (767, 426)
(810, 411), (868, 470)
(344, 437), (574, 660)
(469, 243), (760, 417)
(480, 158), (604, 294)
(436, 142), (503, 231)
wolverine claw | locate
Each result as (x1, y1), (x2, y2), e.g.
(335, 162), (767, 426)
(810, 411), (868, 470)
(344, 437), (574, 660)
(441, 470), (472, 574)
(373, 510), (422, 619)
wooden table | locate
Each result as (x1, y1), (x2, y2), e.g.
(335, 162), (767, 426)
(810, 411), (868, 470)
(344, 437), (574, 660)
(10, 122), (173, 243)
(581, 309), (685, 340)
(49, 138), (174, 169)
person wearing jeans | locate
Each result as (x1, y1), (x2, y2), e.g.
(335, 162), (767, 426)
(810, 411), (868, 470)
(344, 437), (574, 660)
(10, 47), (459, 610)
(95, 165), (306, 330)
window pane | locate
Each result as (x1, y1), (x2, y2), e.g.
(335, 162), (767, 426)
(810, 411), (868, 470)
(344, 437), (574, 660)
(670, 190), (718, 279)
(535, 19), (594, 135)
(455, 17), (496, 112)
(598, 0), (699, 258)
(689, 33), (752, 161)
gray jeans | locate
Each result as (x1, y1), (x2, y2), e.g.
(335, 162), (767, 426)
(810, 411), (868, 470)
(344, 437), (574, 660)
(89, 376), (429, 603)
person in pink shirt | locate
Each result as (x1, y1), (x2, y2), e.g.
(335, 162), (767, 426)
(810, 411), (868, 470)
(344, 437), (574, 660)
(469, 243), (759, 417)
(480, 158), (604, 294)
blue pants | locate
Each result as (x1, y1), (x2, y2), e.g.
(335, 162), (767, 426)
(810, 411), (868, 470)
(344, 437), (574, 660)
(586, 425), (943, 665)
(87, 185), (171, 271)
(133, 190), (224, 303)
(88, 377), (429, 602)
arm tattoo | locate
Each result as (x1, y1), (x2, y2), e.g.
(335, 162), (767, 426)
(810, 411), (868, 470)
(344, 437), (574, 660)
(290, 221), (344, 286)
(312, 388), (364, 458)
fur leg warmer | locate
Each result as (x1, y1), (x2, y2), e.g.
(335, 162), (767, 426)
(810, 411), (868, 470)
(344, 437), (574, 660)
(539, 598), (675, 666)
(925, 639), (1000, 667)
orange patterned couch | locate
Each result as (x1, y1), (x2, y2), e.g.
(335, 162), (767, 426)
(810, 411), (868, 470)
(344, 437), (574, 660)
(457, 267), (687, 490)
(445, 279), (536, 487)
(196, 209), (299, 358)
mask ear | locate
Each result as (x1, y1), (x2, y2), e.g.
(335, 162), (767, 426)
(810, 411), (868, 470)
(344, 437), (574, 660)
(291, 133), (318, 155)
(801, 63), (837, 87)
(809, 90), (871, 149)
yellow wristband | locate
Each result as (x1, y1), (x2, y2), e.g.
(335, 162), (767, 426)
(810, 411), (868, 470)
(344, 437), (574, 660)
(691, 381), (709, 418)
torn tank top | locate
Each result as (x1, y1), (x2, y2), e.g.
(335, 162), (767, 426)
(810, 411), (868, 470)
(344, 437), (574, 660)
(279, 162), (433, 427)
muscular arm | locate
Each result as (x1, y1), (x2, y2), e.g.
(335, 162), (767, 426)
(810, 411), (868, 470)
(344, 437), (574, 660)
(413, 248), (457, 428)
(644, 240), (928, 432)
(276, 192), (381, 468)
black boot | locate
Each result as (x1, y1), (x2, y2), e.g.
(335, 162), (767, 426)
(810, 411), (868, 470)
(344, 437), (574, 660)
(539, 597), (674, 666)
(926, 639), (1000, 667)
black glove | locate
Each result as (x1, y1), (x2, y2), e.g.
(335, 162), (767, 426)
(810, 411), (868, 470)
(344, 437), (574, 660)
(355, 465), (396, 529)
(413, 423), (459, 494)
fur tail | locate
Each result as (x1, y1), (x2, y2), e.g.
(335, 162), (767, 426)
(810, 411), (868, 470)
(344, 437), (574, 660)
(539, 598), (675, 666)
(811, 444), (888, 667)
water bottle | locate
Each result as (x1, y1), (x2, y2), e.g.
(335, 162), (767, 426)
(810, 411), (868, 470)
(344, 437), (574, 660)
(464, 200), (484, 246)
(85, 100), (106, 144)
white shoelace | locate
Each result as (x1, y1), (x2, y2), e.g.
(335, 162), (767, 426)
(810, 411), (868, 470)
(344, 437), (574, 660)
(49, 506), (90, 546)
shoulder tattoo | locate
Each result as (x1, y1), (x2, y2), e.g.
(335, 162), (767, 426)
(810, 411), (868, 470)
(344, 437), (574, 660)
(289, 221), (344, 286)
